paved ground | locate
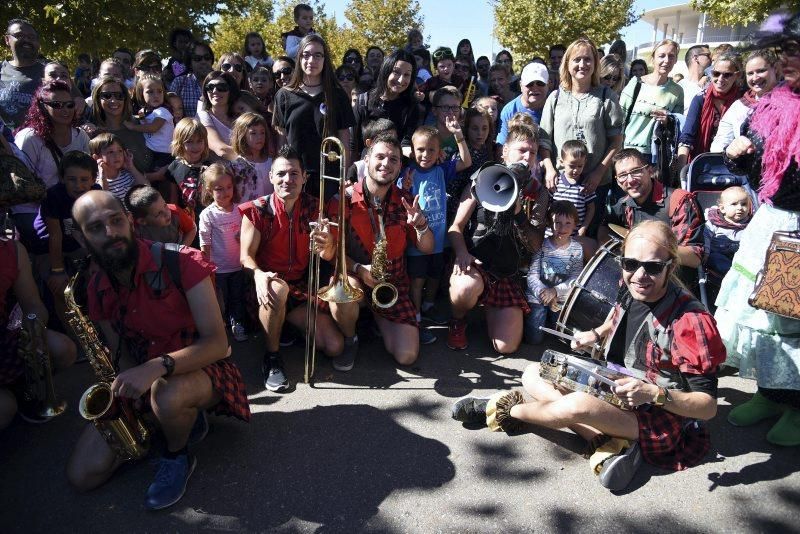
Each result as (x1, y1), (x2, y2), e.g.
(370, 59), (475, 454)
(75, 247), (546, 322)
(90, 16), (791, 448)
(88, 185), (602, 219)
(2, 315), (799, 533)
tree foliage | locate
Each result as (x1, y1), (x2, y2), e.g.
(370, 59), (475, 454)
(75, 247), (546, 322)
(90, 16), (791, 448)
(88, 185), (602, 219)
(493, 0), (639, 64)
(343, 0), (424, 54)
(690, 0), (786, 27)
(1, 0), (250, 66)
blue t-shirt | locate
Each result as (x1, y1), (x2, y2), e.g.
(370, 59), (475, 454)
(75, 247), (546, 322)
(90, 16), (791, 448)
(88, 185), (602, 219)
(400, 160), (457, 255)
(496, 96), (542, 145)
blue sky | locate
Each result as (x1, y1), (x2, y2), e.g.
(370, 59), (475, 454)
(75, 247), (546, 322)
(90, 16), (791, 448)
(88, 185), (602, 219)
(322, 0), (677, 59)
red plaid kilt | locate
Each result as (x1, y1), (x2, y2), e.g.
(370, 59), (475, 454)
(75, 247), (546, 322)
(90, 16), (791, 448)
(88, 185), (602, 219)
(0, 329), (24, 387)
(202, 358), (251, 422)
(635, 405), (710, 471)
(475, 265), (531, 314)
(367, 278), (418, 326)
(285, 277), (330, 313)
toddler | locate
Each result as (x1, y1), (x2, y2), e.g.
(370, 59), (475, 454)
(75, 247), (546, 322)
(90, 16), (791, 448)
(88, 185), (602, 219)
(704, 185), (752, 273)
(125, 74), (175, 168)
(199, 163), (247, 341)
(548, 140), (596, 237)
(89, 133), (147, 201)
(125, 184), (197, 246)
(524, 200), (584, 345)
(404, 123), (472, 344)
(154, 118), (213, 215)
(243, 32), (274, 70)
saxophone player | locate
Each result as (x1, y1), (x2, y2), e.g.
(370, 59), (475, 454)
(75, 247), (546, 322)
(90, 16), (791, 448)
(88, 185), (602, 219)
(328, 133), (433, 367)
(65, 190), (250, 511)
(0, 238), (76, 428)
(239, 145), (352, 392)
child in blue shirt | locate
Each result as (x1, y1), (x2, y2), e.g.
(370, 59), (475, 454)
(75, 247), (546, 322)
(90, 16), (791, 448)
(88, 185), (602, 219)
(402, 122), (471, 344)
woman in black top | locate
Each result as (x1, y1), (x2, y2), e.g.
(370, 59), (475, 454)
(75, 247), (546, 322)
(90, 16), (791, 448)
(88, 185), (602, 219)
(272, 34), (355, 199)
(352, 49), (419, 157)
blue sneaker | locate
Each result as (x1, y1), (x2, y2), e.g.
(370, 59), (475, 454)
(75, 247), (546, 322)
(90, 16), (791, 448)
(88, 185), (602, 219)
(144, 454), (197, 510)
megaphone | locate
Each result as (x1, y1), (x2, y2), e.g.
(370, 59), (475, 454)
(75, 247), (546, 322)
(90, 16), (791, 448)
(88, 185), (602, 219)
(471, 162), (526, 212)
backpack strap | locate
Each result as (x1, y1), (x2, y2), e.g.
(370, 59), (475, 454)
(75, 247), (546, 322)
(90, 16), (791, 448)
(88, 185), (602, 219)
(624, 78), (642, 127)
(144, 241), (183, 295)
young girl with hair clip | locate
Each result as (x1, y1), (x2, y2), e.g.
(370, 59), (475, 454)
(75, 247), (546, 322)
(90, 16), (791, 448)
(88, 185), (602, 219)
(125, 73), (175, 168)
(243, 31), (274, 71)
(228, 111), (274, 201)
(198, 162), (247, 342)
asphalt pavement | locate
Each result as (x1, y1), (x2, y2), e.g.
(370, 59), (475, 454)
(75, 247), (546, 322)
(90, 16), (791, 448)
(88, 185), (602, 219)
(2, 313), (799, 533)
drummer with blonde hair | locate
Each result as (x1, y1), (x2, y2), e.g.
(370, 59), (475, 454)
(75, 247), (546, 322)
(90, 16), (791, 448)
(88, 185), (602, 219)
(451, 220), (726, 491)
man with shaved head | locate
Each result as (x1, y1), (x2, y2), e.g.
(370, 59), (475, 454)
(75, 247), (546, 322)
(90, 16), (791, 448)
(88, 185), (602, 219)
(65, 190), (250, 510)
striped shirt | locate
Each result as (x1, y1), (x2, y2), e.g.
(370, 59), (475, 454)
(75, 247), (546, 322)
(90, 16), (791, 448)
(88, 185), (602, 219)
(546, 172), (596, 236)
(98, 170), (136, 202)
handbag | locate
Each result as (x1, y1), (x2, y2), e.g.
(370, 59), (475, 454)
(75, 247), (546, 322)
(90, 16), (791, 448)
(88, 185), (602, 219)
(748, 230), (800, 320)
(0, 153), (46, 209)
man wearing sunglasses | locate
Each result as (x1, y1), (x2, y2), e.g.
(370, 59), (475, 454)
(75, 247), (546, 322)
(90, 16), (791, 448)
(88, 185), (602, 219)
(600, 148), (703, 270)
(169, 41), (215, 118)
(452, 220), (725, 491)
(1, 19), (44, 130)
(678, 45), (711, 114)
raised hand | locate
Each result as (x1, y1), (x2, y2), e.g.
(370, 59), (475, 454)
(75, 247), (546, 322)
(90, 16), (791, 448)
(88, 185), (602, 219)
(402, 194), (427, 229)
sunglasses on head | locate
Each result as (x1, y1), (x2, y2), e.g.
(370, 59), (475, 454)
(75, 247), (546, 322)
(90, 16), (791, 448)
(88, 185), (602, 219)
(618, 257), (673, 275)
(433, 48), (454, 62)
(192, 53), (213, 62)
(42, 100), (76, 110)
(222, 63), (243, 72)
(99, 91), (125, 101)
(711, 70), (736, 79)
(274, 67), (293, 76)
(205, 83), (229, 93)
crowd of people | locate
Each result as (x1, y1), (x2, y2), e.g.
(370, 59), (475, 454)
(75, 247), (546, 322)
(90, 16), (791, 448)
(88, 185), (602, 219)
(1, 4), (798, 508)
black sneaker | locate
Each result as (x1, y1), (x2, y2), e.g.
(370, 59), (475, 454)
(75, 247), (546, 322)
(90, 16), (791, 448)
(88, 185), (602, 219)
(279, 327), (296, 347)
(333, 339), (358, 372)
(263, 356), (289, 392)
(451, 396), (491, 424)
(598, 442), (642, 491)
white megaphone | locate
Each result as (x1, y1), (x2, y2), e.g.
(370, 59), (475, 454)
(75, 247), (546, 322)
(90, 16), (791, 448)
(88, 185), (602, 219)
(471, 163), (522, 212)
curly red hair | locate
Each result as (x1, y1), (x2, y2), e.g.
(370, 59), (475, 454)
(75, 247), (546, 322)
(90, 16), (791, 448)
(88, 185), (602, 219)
(18, 80), (79, 139)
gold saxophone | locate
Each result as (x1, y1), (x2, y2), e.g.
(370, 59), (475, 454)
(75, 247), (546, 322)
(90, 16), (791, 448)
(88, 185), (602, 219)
(370, 204), (398, 309)
(18, 312), (66, 419)
(64, 267), (150, 461)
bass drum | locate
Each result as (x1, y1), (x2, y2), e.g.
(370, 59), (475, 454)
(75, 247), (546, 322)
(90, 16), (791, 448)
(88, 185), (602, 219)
(556, 239), (622, 355)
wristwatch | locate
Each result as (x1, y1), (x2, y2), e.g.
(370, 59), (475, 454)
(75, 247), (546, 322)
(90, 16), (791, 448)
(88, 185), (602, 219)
(160, 353), (175, 377)
(653, 387), (671, 406)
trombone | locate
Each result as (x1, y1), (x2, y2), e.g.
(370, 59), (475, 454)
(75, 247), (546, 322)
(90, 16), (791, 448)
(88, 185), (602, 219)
(304, 137), (363, 383)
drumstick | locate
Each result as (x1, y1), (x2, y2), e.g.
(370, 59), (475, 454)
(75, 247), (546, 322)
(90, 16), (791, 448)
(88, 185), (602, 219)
(539, 326), (603, 353)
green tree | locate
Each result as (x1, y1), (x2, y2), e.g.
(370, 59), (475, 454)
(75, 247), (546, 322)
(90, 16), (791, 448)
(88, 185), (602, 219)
(492, 0), (638, 65)
(343, 0), (424, 53)
(1, 0), (249, 65)
(690, 0), (786, 26)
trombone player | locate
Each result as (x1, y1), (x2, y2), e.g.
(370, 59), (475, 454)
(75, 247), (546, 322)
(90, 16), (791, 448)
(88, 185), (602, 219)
(240, 145), (355, 392)
(328, 134), (434, 367)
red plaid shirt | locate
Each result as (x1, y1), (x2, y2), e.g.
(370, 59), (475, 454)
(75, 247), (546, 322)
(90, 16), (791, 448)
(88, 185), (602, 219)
(608, 181), (704, 260)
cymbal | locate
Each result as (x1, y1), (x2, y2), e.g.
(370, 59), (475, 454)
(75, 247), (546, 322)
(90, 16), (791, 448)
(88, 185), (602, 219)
(608, 224), (629, 239)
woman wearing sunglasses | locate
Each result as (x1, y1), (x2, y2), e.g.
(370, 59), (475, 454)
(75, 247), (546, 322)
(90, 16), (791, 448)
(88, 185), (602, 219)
(12, 80), (90, 250)
(675, 53), (743, 168)
(539, 37), (624, 238)
(341, 48), (364, 79)
(351, 49), (419, 157)
(88, 76), (153, 173)
(598, 54), (626, 95)
(215, 52), (249, 90)
(272, 34), (355, 200)
(715, 12), (800, 447)
(453, 219), (724, 491)
(197, 71), (241, 159)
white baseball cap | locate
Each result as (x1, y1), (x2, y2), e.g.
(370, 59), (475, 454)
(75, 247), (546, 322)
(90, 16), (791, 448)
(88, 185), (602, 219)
(520, 62), (549, 86)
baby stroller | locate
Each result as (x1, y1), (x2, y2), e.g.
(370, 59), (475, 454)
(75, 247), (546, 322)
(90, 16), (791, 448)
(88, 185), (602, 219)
(684, 152), (755, 310)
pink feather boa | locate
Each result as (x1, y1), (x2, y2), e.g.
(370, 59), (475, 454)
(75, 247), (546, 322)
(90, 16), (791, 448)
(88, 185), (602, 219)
(748, 83), (800, 204)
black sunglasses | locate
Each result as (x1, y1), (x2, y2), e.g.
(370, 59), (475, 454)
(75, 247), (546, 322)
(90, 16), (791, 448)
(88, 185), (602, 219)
(274, 67), (292, 76)
(42, 100), (76, 110)
(344, 56), (360, 64)
(205, 83), (230, 93)
(711, 70), (737, 79)
(192, 53), (213, 62)
(222, 63), (243, 73)
(618, 257), (673, 275)
(99, 91), (125, 101)
(337, 73), (355, 81)
(603, 74), (621, 83)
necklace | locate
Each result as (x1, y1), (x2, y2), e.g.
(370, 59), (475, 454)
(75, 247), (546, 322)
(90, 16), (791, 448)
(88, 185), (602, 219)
(302, 81), (322, 87)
